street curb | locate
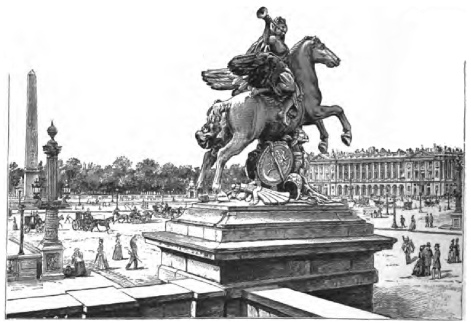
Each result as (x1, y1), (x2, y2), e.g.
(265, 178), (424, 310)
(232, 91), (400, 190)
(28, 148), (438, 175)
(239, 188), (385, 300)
(375, 228), (462, 236)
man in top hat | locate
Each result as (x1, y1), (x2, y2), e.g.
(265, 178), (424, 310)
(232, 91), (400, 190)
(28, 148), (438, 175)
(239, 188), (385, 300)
(424, 242), (434, 276)
(429, 213), (434, 228)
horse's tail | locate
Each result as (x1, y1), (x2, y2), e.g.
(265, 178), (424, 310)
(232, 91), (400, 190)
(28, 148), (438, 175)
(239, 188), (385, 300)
(195, 99), (230, 150)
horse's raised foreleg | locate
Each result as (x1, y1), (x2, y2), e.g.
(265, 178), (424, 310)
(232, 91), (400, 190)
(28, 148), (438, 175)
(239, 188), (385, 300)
(305, 105), (352, 147)
(314, 120), (329, 154)
(212, 135), (253, 193)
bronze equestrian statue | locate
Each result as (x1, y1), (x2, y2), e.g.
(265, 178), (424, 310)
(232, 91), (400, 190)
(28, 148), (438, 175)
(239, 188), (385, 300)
(196, 7), (352, 196)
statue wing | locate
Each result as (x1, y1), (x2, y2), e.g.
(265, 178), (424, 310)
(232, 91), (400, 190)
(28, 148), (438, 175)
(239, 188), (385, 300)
(201, 68), (246, 92)
(228, 53), (274, 90)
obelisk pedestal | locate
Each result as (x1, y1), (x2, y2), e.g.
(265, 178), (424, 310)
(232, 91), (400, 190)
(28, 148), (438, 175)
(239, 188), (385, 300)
(24, 70), (40, 205)
(40, 122), (64, 280)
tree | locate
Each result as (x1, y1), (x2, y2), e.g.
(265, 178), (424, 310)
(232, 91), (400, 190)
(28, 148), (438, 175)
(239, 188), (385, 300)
(112, 156), (133, 192)
(135, 159), (161, 192)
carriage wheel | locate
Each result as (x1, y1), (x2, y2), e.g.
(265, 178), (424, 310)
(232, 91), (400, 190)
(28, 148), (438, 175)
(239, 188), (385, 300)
(72, 220), (78, 230)
(24, 225), (31, 234)
(37, 224), (44, 233)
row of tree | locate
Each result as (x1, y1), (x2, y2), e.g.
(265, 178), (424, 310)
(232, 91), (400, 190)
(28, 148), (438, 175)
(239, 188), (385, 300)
(9, 157), (248, 195)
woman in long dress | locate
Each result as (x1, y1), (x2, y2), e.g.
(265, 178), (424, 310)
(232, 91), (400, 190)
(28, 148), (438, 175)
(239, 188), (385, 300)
(412, 245), (425, 277)
(409, 215), (416, 231)
(94, 238), (109, 270)
(447, 239), (455, 263)
(112, 233), (123, 260)
(72, 248), (87, 276)
(432, 244), (441, 279)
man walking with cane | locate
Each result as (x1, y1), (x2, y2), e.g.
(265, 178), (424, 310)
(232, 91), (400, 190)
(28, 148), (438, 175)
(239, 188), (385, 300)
(126, 234), (141, 270)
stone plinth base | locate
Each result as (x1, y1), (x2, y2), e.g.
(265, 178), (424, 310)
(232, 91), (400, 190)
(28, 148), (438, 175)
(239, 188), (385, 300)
(439, 211), (463, 231)
(144, 201), (396, 314)
(41, 244), (64, 281)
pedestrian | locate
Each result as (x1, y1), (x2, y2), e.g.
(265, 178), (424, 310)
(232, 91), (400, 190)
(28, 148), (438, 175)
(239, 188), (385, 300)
(425, 214), (429, 228)
(429, 213), (434, 228)
(439, 205), (442, 212)
(412, 245), (426, 277)
(12, 217), (18, 231)
(112, 233), (123, 260)
(126, 235), (140, 270)
(391, 214), (398, 229)
(409, 215), (416, 231)
(402, 236), (415, 264)
(400, 215), (406, 228)
(72, 248), (87, 276)
(65, 214), (73, 224)
(447, 239), (455, 263)
(454, 238), (461, 263)
(432, 244), (441, 279)
(424, 242), (433, 276)
(94, 238), (109, 270)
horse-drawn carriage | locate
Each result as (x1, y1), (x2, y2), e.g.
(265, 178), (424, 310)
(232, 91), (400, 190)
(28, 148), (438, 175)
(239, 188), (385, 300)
(403, 201), (413, 210)
(357, 197), (370, 207)
(363, 206), (385, 218)
(113, 209), (154, 224)
(152, 203), (185, 219)
(24, 212), (44, 233)
(72, 212), (94, 231)
(72, 212), (113, 232)
(423, 199), (438, 207)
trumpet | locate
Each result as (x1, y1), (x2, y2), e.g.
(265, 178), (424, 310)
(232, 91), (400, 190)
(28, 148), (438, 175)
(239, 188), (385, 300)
(256, 7), (270, 21)
(256, 7), (283, 29)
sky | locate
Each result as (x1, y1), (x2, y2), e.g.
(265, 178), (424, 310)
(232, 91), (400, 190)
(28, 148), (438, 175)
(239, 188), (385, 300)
(0, 0), (469, 169)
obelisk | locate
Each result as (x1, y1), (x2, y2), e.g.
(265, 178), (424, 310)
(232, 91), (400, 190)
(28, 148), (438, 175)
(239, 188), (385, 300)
(24, 70), (40, 204)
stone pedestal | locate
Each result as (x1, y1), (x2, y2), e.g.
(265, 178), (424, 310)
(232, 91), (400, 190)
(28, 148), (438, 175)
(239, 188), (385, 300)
(144, 201), (396, 315)
(41, 207), (64, 280)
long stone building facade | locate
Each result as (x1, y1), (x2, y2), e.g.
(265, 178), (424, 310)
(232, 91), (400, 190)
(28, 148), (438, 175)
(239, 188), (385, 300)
(307, 145), (463, 198)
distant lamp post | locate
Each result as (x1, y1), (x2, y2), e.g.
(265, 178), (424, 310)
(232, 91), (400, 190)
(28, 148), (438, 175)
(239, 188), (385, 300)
(32, 177), (41, 199)
(447, 187), (451, 210)
(63, 181), (71, 203)
(115, 188), (120, 211)
(17, 185), (25, 255)
(419, 191), (423, 213)
(77, 189), (82, 206)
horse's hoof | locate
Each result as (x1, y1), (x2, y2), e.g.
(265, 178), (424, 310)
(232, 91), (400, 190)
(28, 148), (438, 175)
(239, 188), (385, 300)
(318, 142), (328, 154)
(341, 133), (352, 146)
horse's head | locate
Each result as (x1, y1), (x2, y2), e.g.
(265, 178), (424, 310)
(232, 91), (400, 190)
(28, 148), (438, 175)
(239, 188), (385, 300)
(307, 36), (340, 68)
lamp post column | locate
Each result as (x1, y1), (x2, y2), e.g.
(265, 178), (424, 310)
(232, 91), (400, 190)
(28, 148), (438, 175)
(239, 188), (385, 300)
(41, 121), (64, 280)
(18, 190), (25, 255)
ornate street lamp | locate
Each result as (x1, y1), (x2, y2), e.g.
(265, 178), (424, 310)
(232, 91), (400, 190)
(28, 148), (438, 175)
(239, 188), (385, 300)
(17, 184), (25, 255)
(385, 187), (390, 215)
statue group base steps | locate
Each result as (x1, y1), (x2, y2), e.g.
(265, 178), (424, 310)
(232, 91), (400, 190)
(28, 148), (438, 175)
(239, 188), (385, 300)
(144, 201), (396, 313)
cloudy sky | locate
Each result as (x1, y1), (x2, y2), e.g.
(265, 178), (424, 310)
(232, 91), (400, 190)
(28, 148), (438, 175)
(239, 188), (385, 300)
(1, 0), (469, 169)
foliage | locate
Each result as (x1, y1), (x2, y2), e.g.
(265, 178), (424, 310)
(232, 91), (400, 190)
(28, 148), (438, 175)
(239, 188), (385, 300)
(9, 156), (248, 195)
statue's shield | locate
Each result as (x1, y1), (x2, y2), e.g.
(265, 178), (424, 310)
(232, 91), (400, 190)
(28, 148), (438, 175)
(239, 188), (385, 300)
(257, 142), (294, 186)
